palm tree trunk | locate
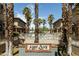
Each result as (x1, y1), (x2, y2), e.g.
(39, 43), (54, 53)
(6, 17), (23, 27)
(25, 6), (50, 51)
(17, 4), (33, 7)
(50, 24), (52, 34)
(7, 3), (14, 55)
(34, 3), (39, 43)
(62, 3), (68, 55)
(67, 4), (73, 56)
(3, 3), (9, 55)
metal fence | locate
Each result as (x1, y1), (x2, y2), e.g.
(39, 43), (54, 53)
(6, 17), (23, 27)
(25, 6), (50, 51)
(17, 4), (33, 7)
(23, 32), (62, 44)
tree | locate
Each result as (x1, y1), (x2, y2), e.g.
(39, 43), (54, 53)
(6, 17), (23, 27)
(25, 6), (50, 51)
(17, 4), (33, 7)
(23, 7), (32, 33)
(33, 18), (43, 26)
(7, 3), (14, 55)
(67, 3), (73, 56)
(3, 3), (9, 55)
(39, 26), (48, 33)
(61, 3), (74, 56)
(58, 3), (68, 56)
(48, 14), (54, 33)
(34, 3), (39, 43)
(42, 19), (46, 31)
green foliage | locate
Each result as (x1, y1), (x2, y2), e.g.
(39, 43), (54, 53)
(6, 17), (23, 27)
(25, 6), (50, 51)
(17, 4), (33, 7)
(39, 26), (49, 33)
(43, 26), (49, 31)
(33, 18), (43, 25)
(48, 14), (54, 25)
(23, 7), (30, 14)
(42, 19), (46, 25)
(23, 7), (32, 33)
(23, 7), (32, 20)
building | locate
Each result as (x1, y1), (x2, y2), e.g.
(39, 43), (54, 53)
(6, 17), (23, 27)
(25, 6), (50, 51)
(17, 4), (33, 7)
(14, 17), (26, 33)
(53, 18), (63, 32)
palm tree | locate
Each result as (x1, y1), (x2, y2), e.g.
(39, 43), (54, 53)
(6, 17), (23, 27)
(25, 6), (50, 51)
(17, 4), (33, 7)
(61, 3), (73, 56)
(62, 3), (67, 19)
(3, 4), (7, 36)
(3, 3), (9, 55)
(34, 18), (43, 33)
(48, 14), (54, 33)
(42, 19), (46, 31)
(7, 3), (14, 55)
(59, 3), (68, 56)
(67, 3), (73, 56)
(38, 18), (43, 26)
(34, 3), (39, 43)
(23, 7), (32, 33)
(34, 18), (43, 26)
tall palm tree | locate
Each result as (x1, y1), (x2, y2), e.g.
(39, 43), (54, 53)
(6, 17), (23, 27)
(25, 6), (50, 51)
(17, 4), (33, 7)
(3, 3), (9, 55)
(48, 14), (54, 34)
(61, 3), (73, 56)
(67, 3), (73, 56)
(34, 3), (39, 43)
(3, 3), (7, 39)
(7, 3), (14, 55)
(62, 3), (67, 19)
(60, 3), (68, 55)
(23, 7), (32, 33)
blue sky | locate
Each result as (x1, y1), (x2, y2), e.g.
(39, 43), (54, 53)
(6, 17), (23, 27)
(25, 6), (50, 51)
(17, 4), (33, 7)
(14, 3), (62, 28)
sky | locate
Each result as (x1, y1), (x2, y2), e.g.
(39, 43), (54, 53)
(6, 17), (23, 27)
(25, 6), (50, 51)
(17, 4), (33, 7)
(14, 3), (62, 28)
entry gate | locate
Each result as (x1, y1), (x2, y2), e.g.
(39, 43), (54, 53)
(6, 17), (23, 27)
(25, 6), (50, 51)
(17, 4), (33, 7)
(19, 32), (61, 56)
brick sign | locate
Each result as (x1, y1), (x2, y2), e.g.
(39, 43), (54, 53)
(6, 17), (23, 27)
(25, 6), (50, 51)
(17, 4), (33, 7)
(25, 43), (51, 52)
